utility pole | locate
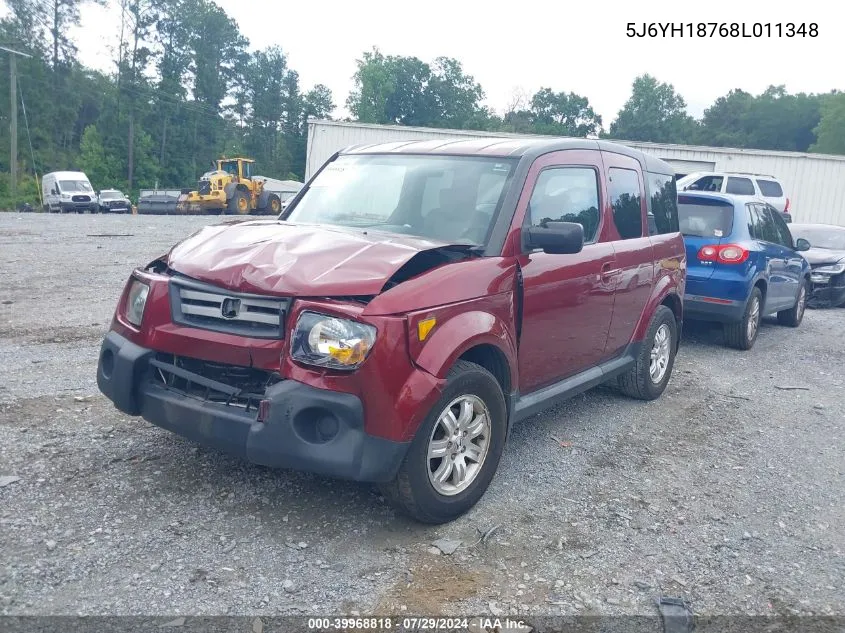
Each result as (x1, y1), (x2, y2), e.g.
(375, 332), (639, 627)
(1, 45), (32, 206)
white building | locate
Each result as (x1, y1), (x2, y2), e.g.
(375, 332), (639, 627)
(306, 119), (845, 226)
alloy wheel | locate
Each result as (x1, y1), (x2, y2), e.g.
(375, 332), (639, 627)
(426, 395), (491, 496)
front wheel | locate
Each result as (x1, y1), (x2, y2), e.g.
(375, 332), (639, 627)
(380, 360), (507, 524)
(617, 305), (678, 400)
(227, 190), (250, 215)
(777, 279), (808, 327)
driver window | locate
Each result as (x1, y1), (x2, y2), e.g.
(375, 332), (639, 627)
(688, 175), (724, 192)
(528, 167), (601, 243)
(420, 171), (453, 218)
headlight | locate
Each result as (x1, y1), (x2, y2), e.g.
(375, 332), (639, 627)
(291, 311), (376, 370)
(124, 279), (149, 327)
(813, 262), (845, 275)
(60, 193), (71, 199)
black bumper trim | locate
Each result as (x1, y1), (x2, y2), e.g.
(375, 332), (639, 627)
(96, 331), (409, 483)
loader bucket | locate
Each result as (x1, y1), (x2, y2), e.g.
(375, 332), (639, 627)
(137, 190), (184, 215)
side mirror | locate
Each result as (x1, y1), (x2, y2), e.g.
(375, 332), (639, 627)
(524, 221), (584, 255)
(795, 238), (811, 252)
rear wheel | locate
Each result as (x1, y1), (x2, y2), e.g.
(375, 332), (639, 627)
(777, 279), (808, 327)
(380, 360), (507, 524)
(724, 286), (762, 350)
(617, 305), (677, 401)
(268, 194), (281, 214)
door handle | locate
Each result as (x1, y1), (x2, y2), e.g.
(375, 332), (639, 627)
(601, 262), (621, 281)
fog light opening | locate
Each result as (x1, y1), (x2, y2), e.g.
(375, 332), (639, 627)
(316, 415), (340, 442)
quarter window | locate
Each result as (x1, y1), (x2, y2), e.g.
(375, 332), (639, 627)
(756, 179), (783, 198)
(647, 172), (679, 236)
(725, 177), (755, 196)
(527, 167), (601, 243)
(608, 167), (643, 240)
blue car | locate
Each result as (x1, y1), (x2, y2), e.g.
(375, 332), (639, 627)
(678, 192), (812, 350)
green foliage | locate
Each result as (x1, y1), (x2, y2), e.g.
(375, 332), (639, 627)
(811, 92), (845, 154)
(79, 125), (117, 188)
(0, 0), (334, 207)
(608, 75), (698, 143)
(347, 48), (486, 128)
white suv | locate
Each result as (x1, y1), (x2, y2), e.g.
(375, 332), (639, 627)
(676, 172), (791, 221)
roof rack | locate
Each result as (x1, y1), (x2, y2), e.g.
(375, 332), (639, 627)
(730, 171), (777, 179)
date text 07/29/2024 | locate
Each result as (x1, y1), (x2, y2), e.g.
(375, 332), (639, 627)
(627, 22), (818, 38)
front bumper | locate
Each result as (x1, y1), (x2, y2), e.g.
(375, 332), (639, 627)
(96, 331), (409, 483)
(808, 274), (845, 308)
(60, 201), (97, 213)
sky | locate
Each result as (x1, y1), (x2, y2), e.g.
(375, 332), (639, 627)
(70, 0), (840, 127)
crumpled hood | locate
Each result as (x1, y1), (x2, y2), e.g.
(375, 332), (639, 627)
(803, 248), (845, 266)
(164, 219), (473, 296)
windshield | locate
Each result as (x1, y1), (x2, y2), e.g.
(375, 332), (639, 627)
(678, 197), (734, 237)
(220, 161), (239, 176)
(286, 154), (517, 245)
(100, 191), (123, 199)
(789, 225), (845, 250)
(60, 180), (92, 192)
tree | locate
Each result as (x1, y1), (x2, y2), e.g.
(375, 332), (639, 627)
(698, 89), (754, 147)
(608, 74), (698, 143)
(347, 48), (396, 124)
(811, 92), (845, 155)
(78, 125), (118, 188)
(346, 49), (485, 128)
(528, 88), (602, 137)
(302, 84), (335, 123)
(426, 57), (485, 128)
(699, 86), (821, 152)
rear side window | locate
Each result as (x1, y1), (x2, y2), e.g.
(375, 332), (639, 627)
(528, 167), (601, 242)
(608, 167), (643, 240)
(746, 204), (764, 240)
(725, 177), (755, 196)
(678, 196), (734, 237)
(751, 203), (780, 243)
(647, 172), (679, 235)
(757, 179), (784, 197)
(767, 206), (794, 248)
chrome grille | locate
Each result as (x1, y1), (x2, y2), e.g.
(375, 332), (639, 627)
(169, 277), (289, 338)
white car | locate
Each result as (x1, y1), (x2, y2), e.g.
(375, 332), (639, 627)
(677, 171), (791, 221)
(97, 189), (132, 213)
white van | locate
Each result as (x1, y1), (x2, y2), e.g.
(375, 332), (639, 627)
(42, 171), (98, 213)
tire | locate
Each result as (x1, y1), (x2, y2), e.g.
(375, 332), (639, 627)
(268, 194), (281, 214)
(227, 190), (250, 215)
(724, 286), (762, 350)
(777, 278), (808, 327)
(379, 360), (507, 524)
(617, 305), (677, 401)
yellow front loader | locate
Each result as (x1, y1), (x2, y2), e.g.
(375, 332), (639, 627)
(176, 157), (283, 215)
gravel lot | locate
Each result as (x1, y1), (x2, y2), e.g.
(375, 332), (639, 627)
(1, 213), (843, 620)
